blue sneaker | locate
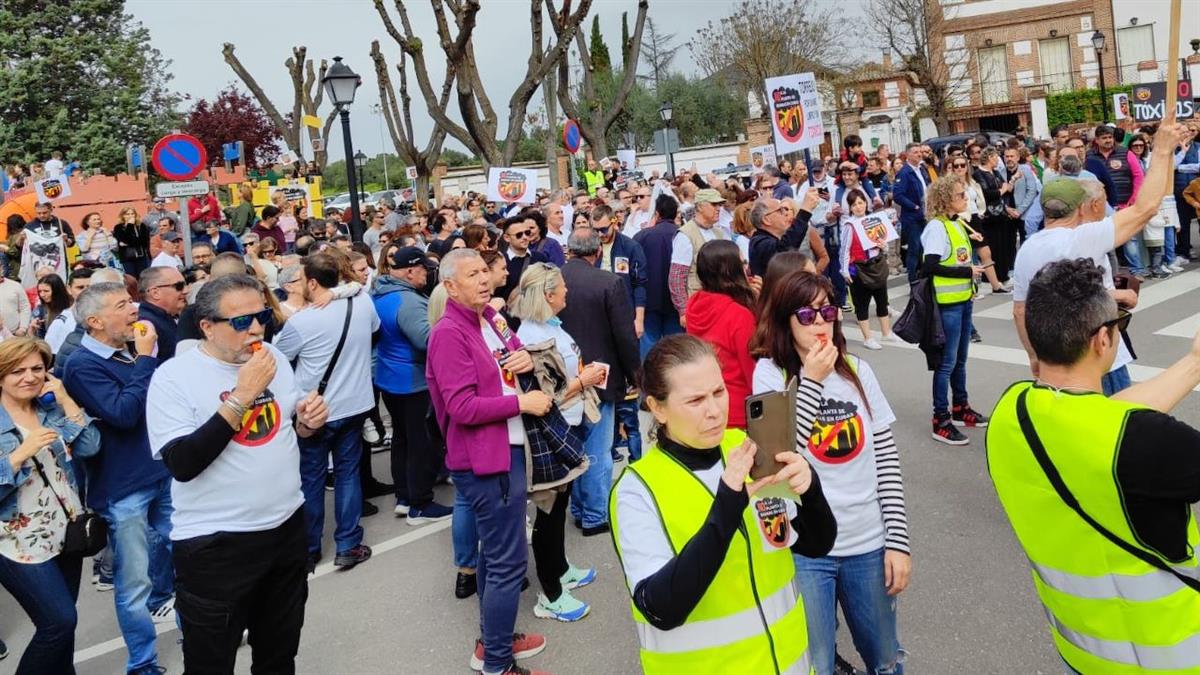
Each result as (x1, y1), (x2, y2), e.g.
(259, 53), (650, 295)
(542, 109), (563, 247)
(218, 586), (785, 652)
(560, 563), (596, 590)
(533, 590), (590, 622)
(406, 502), (453, 526)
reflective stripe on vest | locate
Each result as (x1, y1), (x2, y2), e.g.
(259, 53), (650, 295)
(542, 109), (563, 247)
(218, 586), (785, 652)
(635, 582), (794, 654)
(987, 382), (1200, 673)
(932, 216), (973, 304)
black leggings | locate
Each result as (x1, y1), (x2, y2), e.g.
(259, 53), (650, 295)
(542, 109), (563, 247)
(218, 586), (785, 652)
(849, 277), (889, 322)
(531, 483), (572, 602)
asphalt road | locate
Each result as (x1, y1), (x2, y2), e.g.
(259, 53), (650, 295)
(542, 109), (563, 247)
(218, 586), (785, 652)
(6, 267), (1200, 674)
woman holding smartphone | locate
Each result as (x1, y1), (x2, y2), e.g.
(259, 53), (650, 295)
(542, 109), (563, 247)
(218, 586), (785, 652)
(611, 334), (835, 674)
(0, 337), (99, 674)
(751, 271), (911, 675)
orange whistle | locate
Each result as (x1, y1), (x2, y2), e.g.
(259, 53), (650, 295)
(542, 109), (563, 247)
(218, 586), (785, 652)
(250, 342), (263, 353)
(133, 321), (148, 336)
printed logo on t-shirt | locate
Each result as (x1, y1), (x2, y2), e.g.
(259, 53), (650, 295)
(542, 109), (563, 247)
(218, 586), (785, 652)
(807, 398), (866, 464)
(754, 497), (791, 551)
(222, 389), (282, 447)
(492, 316), (513, 341)
(491, 349), (518, 389)
(614, 256), (630, 274)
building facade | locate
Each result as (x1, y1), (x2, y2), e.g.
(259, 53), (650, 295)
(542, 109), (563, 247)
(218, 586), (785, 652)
(836, 55), (923, 153)
(1109, 0), (1200, 84)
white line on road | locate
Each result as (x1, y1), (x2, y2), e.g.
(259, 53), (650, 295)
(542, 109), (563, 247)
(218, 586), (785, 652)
(73, 519), (452, 664)
(977, 268), (1200, 320)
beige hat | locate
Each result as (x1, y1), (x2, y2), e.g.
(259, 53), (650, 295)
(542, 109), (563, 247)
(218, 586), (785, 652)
(694, 188), (726, 204)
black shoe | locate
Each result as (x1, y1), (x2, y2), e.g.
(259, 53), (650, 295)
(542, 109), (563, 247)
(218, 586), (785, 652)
(334, 544), (372, 569)
(581, 522), (610, 537)
(522, 576), (530, 591)
(970, 329), (982, 343)
(932, 414), (969, 446)
(455, 571), (478, 599)
(573, 518), (583, 531)
(305, 552), (321, 574)
(361, 501), (379, 517)
(324, 471), (334, 491)
(0, 637), (8, 660)
(834, 651), (861, 675)
(363, 481), (395, 499)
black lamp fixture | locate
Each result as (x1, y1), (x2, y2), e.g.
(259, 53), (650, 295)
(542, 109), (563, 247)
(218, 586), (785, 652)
(1091, 30), (1106, 52)
(354, 151), (368, 173)
(658, 102), (673, 125)
(1190, 38), (1199, 55)
(322, 56), (366, 242)
(1091, 32), (1109, 123)
(658, 102), (675, 177)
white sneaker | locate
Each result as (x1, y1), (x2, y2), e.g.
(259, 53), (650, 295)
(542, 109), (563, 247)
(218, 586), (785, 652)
(1169, 261), (1185, 272)
(362, 420), (381, 445)
(150, 596), (176, 624)
(882, 333), (904, 345)
(862, 338), (883, 350)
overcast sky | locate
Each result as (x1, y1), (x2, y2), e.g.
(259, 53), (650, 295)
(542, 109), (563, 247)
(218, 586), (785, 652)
(129, 0), (866, 163)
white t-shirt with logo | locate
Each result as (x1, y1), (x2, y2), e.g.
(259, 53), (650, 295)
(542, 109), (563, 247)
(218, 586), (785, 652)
(480, 314), (526, 446)
(752, 355), (895, 556)
(147, 343), (305, 540)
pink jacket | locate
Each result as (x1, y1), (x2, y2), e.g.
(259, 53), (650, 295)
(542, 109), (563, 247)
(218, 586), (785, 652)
(427, 300), (523, 475)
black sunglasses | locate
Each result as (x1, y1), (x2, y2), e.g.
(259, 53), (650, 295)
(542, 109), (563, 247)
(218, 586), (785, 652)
(153, 281), (186, 292)
(1095, 309), (1132, 336)
(794, 304), (839, 326)
(510, 230), (533, 239)
(212, 308), (274, 332)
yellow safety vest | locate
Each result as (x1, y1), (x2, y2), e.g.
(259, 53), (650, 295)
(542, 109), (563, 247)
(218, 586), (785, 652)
(583, 169), (605, 196)
(932, 216), (973, 305)
(609, 429), (813, 675)
(986, 382), (1200, 674)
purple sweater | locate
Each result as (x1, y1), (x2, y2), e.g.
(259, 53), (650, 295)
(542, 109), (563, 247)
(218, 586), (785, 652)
(427, 300), (523, 475)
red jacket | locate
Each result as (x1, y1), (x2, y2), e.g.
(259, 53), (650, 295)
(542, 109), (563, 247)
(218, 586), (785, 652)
(685, 290), (757, 428)
(187, 195), (221, 226)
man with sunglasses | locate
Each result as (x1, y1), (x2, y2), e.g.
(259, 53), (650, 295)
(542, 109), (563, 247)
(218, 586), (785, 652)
(497, 216), (550, 306)
(624, 185), (654, 237)
(137, 266), (187, 362)
(987, 258), (1200, 674)
(590, 204), (647, 338)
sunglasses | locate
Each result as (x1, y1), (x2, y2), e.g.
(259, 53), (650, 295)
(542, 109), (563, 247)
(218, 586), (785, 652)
(1095, 309), (1132, 336)
(1130, 143), (1145, 148)
(212, 308), (274, 332)
(794, 304), (839, 326)
(153, 281), (186, 292)
(510, 230), (533, 239)
(593, 225), (612, 235)
(952, 162), (968, 168)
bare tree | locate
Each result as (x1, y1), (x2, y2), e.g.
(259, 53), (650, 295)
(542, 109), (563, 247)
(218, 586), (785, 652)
(221, 44), (338, 170)
(369, 40), (451, 208)
(689, 0), (848, 114)
(865, 0), (953, 135)
(639, 16), (677, 92)
(550, 0), (649, 160)
(373, 0), (593, 169)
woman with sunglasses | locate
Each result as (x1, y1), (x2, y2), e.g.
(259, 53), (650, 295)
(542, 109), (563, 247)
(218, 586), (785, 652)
(751, 271), (910, 675)
(949, 156), (1007, 296)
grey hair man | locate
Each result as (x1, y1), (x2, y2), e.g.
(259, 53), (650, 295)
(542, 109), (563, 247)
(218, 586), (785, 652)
(747, 189), (829, 277)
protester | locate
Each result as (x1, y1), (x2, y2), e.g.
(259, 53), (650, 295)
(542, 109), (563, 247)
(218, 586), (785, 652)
(147, 274), (329, 673)
(668, 189), (727, 324)
(1001, 147), (1043, 240)
(589, 204), (647, 339)
(21, 203), (72, 289)
(748, 190), (828, 277)
(0, 275), (31, 337)
(78, 213), (116, 266)
(252, 206), (288, 254)
(838, 190), (899, 348)
(141, 198), (178, 235)
(151, 232), (184, 270)
(498, 216), (550, 306)
(948, 155), (1007, 295)
(893, 143), (930, 282)
(633, 195), (682, 357)
(137, 266), (187, 362)
(36, 274), (74, 352)
(611, 334), (835, 674)
(228, 186), (257, 236)
(0, 337), (98, 674)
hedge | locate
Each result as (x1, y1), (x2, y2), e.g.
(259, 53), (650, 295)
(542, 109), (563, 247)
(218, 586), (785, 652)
(1046, 84), (1133, 129)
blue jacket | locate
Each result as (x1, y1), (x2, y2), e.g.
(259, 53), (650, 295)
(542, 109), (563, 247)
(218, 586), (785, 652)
(199, 229), (244, 256)
(372, 276), (431, 394)
(1084, 155), (1120, 207)
(138, 301), (179, 362)
(0, 399), (100, 523)
(596, 233), (648, 309)
(62, 337), (166, 509)
(633, 219), (679, 315)
(892, 163), (928, 224)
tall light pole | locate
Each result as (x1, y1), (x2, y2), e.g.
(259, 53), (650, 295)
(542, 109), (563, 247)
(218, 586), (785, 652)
(323, 56), (365, 242)
(658, 102), (675, 177)
(370, 103), (390, 190)
(1092, 31), (1109, 123)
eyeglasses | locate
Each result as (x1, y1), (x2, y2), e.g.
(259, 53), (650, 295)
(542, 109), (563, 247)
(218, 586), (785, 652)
(952, 162), (968, 168)
(211, 308), (274, 332)
(1094, 309), (1132, 336)
(153, 281), (186, 292)
(794, 304), (839, 326)
(1130, 143), (1145, 149)
(510, 230), (533, 239)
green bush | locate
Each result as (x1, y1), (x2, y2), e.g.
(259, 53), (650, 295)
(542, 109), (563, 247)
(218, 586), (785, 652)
(1046, 85), (1132, 128)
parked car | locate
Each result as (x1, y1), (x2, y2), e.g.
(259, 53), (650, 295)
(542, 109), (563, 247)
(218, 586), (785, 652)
(324, 192), (370, 211)
(924, 131), (1014, 158)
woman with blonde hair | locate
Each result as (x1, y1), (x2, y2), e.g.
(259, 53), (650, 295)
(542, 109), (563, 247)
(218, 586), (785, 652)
(112, 206), (151, 278)
(0, 337), (99, 673)
(730, 201), (756, 262)
(948, 155), (1007, 295)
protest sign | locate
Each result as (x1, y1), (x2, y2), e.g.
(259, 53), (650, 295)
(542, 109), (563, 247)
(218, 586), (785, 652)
(849, 210), (899, 251)
(617, 149), (636, 170)
(750, 145), (778, 175)
(1113, 93), (1129, 120)
(764, 72), (825, 153)
(34, 176), (72, 202)
(486, 167), (538, 204)
(1129, 80), (1194, 122)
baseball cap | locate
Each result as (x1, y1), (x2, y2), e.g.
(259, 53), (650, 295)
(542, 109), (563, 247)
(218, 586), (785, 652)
(389, 246), (435, 269)
(1040, 178), (1087, 212)
(161, 231), (180, 242)
(694, 188), (725, 205)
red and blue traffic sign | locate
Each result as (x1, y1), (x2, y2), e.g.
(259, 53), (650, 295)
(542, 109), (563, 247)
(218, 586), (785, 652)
(562, 119), (581, 154)
(151, 133), (208, 181)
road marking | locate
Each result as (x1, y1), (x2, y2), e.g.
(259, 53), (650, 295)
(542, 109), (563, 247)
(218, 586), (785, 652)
(73, 519), (452, 664)
(977, 268), (1200, 320)
(1157, 311), (1200, 338)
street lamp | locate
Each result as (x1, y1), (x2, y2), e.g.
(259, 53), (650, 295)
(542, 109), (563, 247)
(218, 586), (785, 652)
(658, 102), (675, 177)
(354, 151), (368, 174)
(369, 103), (390, 190)
(323, 56), (365, 241)
(1092, 30), (1109, 123)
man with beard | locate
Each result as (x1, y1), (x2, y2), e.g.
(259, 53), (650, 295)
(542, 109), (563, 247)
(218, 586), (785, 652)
(20, 202), (73, 288)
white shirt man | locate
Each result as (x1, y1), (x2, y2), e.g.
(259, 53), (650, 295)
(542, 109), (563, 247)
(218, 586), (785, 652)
(151, 232), (184, 269)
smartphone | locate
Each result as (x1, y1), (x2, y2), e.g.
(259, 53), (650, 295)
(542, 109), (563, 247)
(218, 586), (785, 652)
(744, 378), (797, 480)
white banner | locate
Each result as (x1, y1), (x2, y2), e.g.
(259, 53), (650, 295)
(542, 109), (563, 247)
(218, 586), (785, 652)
(617, 149), (636, 171)
(750, 145), (778, 175)
(33, 176), (72, 202)
(486, 167), (538, 205)
(1113, 92), (1129, 120)
(849, 210), (899, 251)
(765, 72), (825, 153)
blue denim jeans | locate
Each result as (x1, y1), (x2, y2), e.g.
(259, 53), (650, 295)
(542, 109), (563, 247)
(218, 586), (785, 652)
(614, 398), (643, 462)
(640, 309), (682, 360)
(794, 547), (906, 675)
(103, 476), (174, 673)
(933, 301), (972, 415)
(0, 552), (83, 674)
(902, 220), (924, 284)
(452, 446), (528, 672)
(1165, 225), (1177, 266)
(571, 400), (615, 529)
(453, 486), (479, 569)
(298, 413), (365, 555)
(1122, 234), (1147, 275)
(1101, 365), (1132, 396)
(824, 248), (848, 307)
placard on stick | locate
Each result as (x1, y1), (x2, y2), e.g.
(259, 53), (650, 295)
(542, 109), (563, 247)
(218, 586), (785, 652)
(486, 167), (538, 205)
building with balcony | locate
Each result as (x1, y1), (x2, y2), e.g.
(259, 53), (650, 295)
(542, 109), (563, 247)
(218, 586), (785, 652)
(835, 54), (924, 153)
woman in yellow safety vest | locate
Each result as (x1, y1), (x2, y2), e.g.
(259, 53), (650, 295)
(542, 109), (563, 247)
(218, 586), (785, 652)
(920, 176), (990, 447)
(609, 334), (836, 675)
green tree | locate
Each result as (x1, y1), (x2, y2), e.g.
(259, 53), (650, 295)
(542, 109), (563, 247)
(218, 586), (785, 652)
(440, 149), (479, 167)
(0, 0), (182, 174)
(590, 16), (612, 76)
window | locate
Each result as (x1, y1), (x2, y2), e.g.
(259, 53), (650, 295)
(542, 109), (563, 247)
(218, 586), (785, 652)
(862, 90), (881, 108)
(1117, 24), (1155, 84)
(1039, 38), (1072, 93)
(978, 45), (1009, 105)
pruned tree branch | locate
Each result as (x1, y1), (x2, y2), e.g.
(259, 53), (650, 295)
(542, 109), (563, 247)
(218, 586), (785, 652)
(370, 38), (449, 205)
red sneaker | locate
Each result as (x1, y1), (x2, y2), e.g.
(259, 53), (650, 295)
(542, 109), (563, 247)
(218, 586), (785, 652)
(469, 633), (547, 671)
(951, 404), (990, 428)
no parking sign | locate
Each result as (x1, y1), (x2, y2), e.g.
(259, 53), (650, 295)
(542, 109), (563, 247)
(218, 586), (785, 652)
(151, 133), (208, 181)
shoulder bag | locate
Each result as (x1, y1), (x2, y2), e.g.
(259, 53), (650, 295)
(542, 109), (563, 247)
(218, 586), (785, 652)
(318, 297), (355, 396)
(30, 454), (107, 557)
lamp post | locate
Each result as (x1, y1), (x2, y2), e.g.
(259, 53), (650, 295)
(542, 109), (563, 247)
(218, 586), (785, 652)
(1092, 30), (1109, 123)
(323, 56), (364, 241)
(658, 102), (675, 177)
(369, 103), (390, 190)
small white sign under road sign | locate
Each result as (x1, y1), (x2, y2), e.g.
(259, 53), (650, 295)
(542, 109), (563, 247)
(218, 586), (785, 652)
(155, 180), (210, 199)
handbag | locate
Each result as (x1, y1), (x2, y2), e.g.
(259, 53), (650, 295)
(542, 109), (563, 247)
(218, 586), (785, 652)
(854, 253), (890, 290)
(1015, 390), (1200, 594)
(30, 455), (108, 558)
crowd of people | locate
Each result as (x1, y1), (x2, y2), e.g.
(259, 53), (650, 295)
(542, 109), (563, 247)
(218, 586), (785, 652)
(0, 111), (1198, 675)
